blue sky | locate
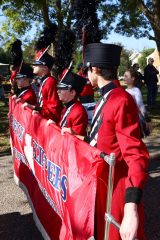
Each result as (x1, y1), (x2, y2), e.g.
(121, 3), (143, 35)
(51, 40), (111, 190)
(102, 32), (156, 52)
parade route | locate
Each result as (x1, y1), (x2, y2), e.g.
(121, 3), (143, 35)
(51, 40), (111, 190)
(0, 155), (44, 240)
(0, 154), (160, 240)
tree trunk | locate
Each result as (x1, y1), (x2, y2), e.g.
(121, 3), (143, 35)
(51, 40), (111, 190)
(138, 0), (160, 57)
(41, 0), (51, 26)
(154, 35), (160, 58)
(55, 0), (64, 29)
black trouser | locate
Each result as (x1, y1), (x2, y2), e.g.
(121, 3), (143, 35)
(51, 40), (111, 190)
(146, 82), (158, 107)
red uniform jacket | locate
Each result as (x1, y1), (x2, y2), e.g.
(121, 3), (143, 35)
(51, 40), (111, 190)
(59, 100), (88, 136)
(38, 75), (62, 123)
(17, 86), (37, 106)
(91, 86), (149, 240)
(77, 71), (94, 97)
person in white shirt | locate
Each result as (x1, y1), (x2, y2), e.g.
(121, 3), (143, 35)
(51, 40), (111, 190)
(124, 69), (151, 137)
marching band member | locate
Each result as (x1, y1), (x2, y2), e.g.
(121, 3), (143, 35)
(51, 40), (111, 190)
(83, 43), (149, 240)
(69, 1), (149, 238)
(63, 43), (149, 240)
(14, 63), (37, 105)
(23, 24), (62, 123)
(32, 52), (62, 123)
(57, 70), (88, 136)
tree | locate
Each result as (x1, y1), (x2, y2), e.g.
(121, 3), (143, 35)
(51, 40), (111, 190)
(138, 48), (154, 70)
(101, 0), (160, 55)
(0, 48), (10, 63)
(0, 0), (74, 47)
(118, 47), (131, 76)
(23, 39), (37, 63)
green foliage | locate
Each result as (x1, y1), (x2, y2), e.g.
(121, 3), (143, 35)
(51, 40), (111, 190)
(0, 0), (74, 48)
(0, 48), (10, 63)
(100, 0), (160, 53)
(0, 0), (44, 45)
(99, 2), (118, 38)
(138, 48), (154, 70)
(100, 0), (152, 39)
(73, 49), (82, 72)
(23, 39), (37, 63)
(118, 45), (131, 76)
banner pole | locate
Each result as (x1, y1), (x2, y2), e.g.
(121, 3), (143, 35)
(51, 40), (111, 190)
(100, 152), (116, 240)
(100, 153), (136, 240)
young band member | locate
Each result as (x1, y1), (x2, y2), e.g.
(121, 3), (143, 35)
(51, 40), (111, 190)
(57, 70), (88, 136)
(32, 52), (62, 123)
(14, 63), (37, 105)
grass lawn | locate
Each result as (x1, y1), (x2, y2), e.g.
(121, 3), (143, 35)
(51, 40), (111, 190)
(0, 101), (11, 156)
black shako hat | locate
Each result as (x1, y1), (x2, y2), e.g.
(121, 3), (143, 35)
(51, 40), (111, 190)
(57, 70), (87, 94)
(16, 63), (33, 79)
(83, 43), (122, 68)
(33, 52), (54, 70)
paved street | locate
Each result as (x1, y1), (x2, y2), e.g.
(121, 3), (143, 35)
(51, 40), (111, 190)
(0, 155), (44, 240)
(0, 155), (160, 240)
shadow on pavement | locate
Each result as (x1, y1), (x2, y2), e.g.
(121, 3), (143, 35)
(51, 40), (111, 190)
(0, 148), (11, 157)
(0, 212), (44, 240)
(144, 159), (160, 240)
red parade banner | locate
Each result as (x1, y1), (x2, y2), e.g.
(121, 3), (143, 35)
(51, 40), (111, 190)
(8, 97), (108, 240)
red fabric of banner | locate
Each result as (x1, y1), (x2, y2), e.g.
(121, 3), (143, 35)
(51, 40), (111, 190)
(9, 97), (105, 240)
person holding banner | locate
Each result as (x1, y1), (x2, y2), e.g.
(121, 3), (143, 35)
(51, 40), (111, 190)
(31, 52), (62, 123)
(22, 24), (62, 123)
(14, 63), (37, 106)
(62, 43), (149, 240)
(57, 69), (88, 136)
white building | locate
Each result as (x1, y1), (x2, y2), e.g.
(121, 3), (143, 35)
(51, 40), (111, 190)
(129, 51), (142, 66)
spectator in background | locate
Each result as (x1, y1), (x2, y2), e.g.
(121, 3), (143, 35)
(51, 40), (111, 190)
(124, 69), (151, 138)
(132, 63), (144, 89)
(0, 75), (8, 106)
(144, 58), (159, 109)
